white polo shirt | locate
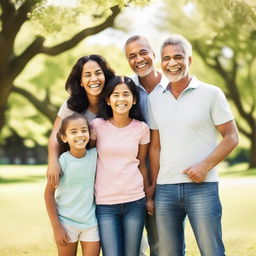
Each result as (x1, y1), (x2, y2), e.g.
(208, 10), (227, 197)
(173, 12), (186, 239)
(148, 76), (234, 184)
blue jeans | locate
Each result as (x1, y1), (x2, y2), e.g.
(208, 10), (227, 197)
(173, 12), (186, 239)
(145, 213), (159, 256)
(96, 197), (146, 256)
(155, 183), (225, 256)
(144, 156), (159, 256)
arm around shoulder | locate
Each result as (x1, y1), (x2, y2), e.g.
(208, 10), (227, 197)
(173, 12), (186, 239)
(46, 116), (62, 187)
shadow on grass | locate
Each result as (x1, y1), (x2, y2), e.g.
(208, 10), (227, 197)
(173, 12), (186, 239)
(0, 175), (45, 184)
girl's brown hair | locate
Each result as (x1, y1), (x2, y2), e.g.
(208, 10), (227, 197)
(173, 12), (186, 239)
(57, 113), (89, 155)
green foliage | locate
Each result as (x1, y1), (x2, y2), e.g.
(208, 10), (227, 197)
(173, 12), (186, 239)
(6, 93), (52, 145)
(0, 0), (150, 141)
(28, 0), (150, 36)
(3, 40), (131, 145)
(160, 0), (256, 166)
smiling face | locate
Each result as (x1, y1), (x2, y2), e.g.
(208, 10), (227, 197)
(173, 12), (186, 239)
(106, 83), (136, 116)
(125, 38), (155, 77)
(61, 118), (89, 156)
(161, 44), (192, 83)
(81, 60), (105, 98)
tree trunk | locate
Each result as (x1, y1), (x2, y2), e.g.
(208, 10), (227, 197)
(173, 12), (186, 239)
(249, 126), (256, 168)
(0, 78), (13, 130)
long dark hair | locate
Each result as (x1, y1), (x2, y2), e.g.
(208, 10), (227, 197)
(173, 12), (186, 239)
(57, 113), (89, 155)
(98, 76), (145, 122)
(65, 55), (115, 113)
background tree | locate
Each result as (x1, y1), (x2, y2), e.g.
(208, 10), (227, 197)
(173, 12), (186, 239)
(161, 0), (256, 167)
(0, 0), (148, 130)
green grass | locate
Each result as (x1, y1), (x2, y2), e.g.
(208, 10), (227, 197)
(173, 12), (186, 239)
(219, 162), (256, 177)
(0, 164), (256, 255)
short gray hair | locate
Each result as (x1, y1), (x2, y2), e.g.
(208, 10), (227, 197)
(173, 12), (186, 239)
(124, 35), (153, 51)
(161, 34), (192, 57)
(125, 35), (143, 47)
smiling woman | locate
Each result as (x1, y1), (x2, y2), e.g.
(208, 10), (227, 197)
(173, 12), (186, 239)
(46, 54), (115, 187)
(81, 60), (106, 99)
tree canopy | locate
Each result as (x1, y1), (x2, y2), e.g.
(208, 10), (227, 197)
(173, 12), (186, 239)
(0, 0), (148, 130)
(161, 0), (256, 167)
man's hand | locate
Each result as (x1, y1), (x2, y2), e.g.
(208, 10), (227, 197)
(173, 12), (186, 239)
(46, 160), (62, 188)
(53, 224), (70, 246)
(183, 162), (208, 183)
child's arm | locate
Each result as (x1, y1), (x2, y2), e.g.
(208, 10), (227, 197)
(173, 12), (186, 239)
(44, 182), (70, 246)
(137, 143), (154, 215)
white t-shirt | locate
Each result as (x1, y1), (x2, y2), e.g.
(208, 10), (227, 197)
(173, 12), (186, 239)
(148, 76), (234, 184)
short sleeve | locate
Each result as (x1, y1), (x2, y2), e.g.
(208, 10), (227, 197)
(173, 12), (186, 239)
(146, 98), (158, 130)
(89, 120), (97, 140)
(59, 153), (66, 171)
(139, 122), (150, 144)
(211, 88), (234, 125)
(57, 99), (75, 119)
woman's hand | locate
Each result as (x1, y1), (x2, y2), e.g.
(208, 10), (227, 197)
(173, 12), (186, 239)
(46, 160), (62, 188)
(145, 184), (156, 200)
(146, 198), (155, 216)
(47, 116), (63, 187)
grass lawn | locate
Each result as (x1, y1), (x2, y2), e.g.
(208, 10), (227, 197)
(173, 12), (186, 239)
(0, 164), (256, 255)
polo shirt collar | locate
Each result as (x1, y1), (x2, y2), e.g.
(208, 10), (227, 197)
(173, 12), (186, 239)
(132, 72), (168, 92)
(161, 76), (200, 93)
(186, 76), (200, 90)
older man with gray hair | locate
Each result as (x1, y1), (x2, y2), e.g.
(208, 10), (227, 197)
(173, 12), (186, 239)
(148, 34), (239, 256)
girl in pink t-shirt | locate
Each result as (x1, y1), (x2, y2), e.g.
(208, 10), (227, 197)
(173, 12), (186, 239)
(90, 76), (153, 256)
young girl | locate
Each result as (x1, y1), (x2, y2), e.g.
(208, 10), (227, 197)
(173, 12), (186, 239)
(45, 113), (100, 256)
(90, 76), (153, 256)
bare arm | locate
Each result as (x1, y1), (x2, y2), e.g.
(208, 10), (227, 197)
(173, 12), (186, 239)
(149, 129), (161, 195)
(138, 143), (150, 195)
(138, 143), (154, 215)
(44, 182), (70, 245)
(184, 120), (239, 183)
(46, 116), (62, 187)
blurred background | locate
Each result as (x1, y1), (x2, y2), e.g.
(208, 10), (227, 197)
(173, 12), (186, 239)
(0, 0), (255, 255)
(0, 0), (255, 168)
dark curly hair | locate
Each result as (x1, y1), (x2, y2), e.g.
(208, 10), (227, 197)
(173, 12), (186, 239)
(65, 55), (115, 113)
(98, 76), (145, 122)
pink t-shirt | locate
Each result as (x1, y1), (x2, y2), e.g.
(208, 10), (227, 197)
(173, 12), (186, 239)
(90, 118), (150, 204)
